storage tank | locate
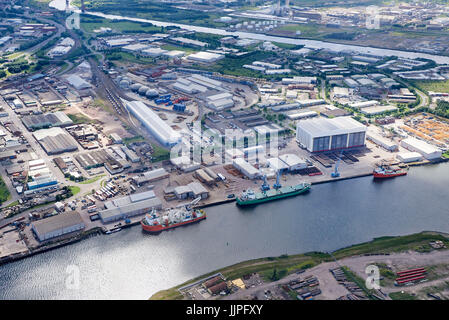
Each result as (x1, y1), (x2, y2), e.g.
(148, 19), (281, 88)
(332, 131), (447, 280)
(130, 83), (142, 92)
(138, 86), (149, 95)
(145, 89), (159, 98)
(119, 80), (130, 89)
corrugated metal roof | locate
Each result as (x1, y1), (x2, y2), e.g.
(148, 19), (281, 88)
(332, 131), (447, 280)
(32, 212), (84, 236)
(99, 197), (162, 219)
(298, 117), (366, 137)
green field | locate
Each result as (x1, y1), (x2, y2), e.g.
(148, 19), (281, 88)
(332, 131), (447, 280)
(410, 80), (449, 93)
(150, 143), (170, 162)
(123, 135), (146, 145)
(194, 50), (277, 78)
(0, 176), (11, 206)
(272, 42), (303, 50)
(106, 51), (156, 65)
(67, 113), (96, 124)
(5, 200), (19, 208)
(81, 16), (164, 34)
(332, 232), (449, 259)
(80, 0), (229, 28)
(79, 174), (106, 185)
(68, 186), (81, 196)
(160, 44), (197, 54)
(389, 291), (418, 300)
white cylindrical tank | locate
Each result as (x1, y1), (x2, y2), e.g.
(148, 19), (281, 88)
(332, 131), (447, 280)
(145, 89), (159, 98)
(130, 83), (142, 92)
(119, 80), (130, 89)
(138, 86), (149, 95)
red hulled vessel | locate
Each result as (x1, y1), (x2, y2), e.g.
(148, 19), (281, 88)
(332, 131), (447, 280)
(373, 165), (408, 179)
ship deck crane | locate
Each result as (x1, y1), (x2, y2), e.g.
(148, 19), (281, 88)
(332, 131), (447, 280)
(177, 196), (202, 209)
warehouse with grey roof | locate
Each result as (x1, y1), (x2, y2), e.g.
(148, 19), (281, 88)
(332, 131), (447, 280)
(31, 212), (85, 242)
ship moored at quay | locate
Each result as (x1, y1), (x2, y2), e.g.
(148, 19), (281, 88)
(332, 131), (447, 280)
(141, 197), (206, 233)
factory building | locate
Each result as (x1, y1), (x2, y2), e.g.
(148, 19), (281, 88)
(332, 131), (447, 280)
(22, 112), (73, 131)
(126, 101), (181, 147)
(203, 167), (219, 181)
(349, 100), (379, 109)
(75, 149), (124, 172)
(173, 78), (208, 94)
(194, 169), (215, 185)
(400, 138), (442, 160)
(141, 47), (168, 57)
(32, 212), (85, 242)
(174, 182), (209, 200)
(32, 127), (78, 155)
(287, 111), (318, 120)
(189, 74), (223, 90)
(282, 76), (317, 85)
(266, 157), (289, 172)
(366, 132), (398, 151)
(131, 168), (169, 186)
(225, 148), (244, 162)
(396, 152), (423, 163)
(27, 176), (58, 190)
(65, 75), (92, 90)
(296, 117), (366, 153)
(278, 154), (308, 171)
(99, 191), (162, 224)
(233, 158), (261, 179)
(206, 92), (234, 111)
(186, 51), (224, 63)
(170, 155), (201, 172)
(120, 145), (140, 163)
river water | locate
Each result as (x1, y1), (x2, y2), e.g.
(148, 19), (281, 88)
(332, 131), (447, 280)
(1, 163), (448, 299)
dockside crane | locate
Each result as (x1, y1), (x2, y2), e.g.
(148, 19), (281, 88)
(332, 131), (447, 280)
(260, 175), (270, 192)
(331, 152), (343, 178)
(273, 170), (282, 189)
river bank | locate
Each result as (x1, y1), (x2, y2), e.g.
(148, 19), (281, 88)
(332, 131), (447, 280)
(150, 231), (449, 300)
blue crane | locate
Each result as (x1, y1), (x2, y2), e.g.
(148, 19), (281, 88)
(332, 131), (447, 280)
(260, 175), (270, 192)
(273, 170), (282, 189)
(331, 152), (343, 178)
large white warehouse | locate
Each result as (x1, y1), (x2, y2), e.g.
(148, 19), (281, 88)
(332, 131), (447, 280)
(233, 158), (261, 179)
(126, 101), (182, 147)
(396, 152), (422, 163)
(296, 117), (367, 152)
(400, 137), (442, 160)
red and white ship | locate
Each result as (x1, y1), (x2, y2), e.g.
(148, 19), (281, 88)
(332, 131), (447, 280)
(373, 165), (408, 179)
(141, 197), (206, 233)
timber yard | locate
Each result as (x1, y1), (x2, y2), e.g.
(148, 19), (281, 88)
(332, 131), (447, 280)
(1, 0), (449, 302)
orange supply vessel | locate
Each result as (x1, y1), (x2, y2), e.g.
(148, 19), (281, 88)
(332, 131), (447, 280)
(141, 197), (206, 233)
(373, 165), (408, 179)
